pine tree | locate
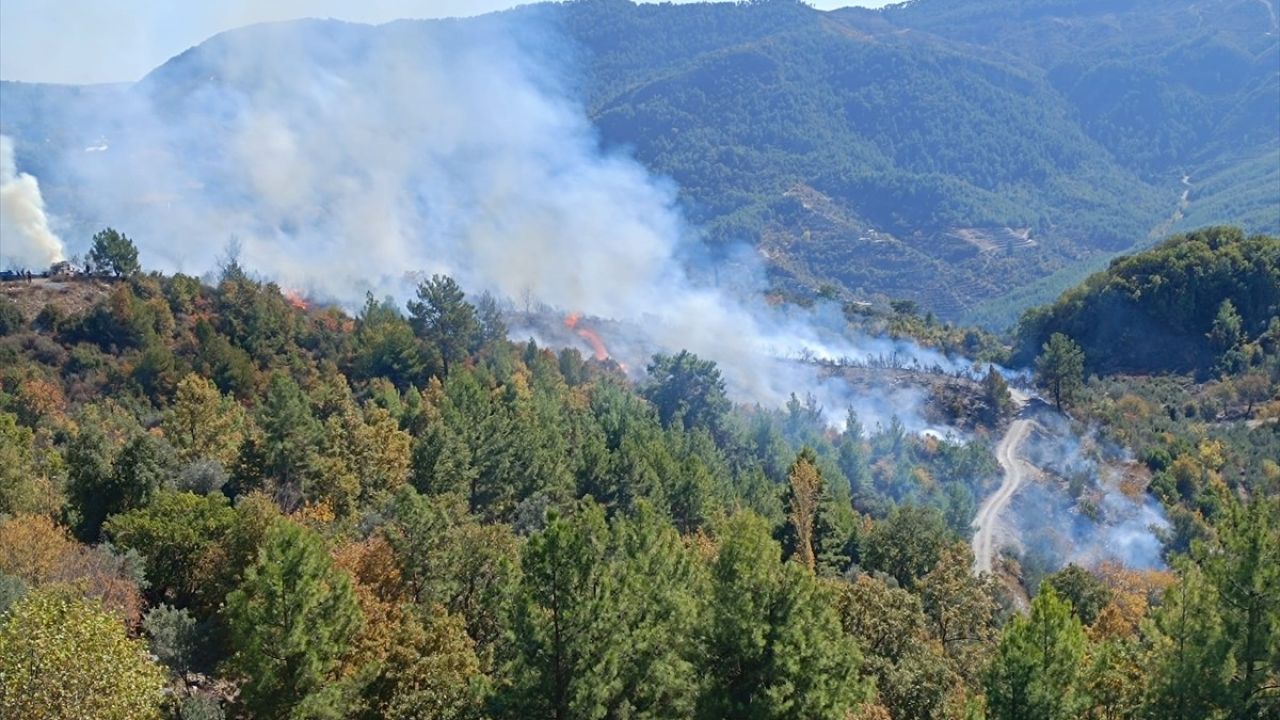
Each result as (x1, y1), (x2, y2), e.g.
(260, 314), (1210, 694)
(503, 502), (703, 720)
(837, 413), (873, 504)
(1141, 563), (1233, 720)
(1207, 299), (1245, 353)
(255, 372), (321, 508)
(352, 293), (425, 390)
(589, 505), (703, 718)
(223, 519), (362, 720)
(1035, 333), (1085, 410)
(700, 512), (869, 720)
(380, 486), (519, 660)
(407, 275), (480, 377)
(1198, 496), (1280, 718)
(985, 586), (1088, 720)
(88, 227), (141, 277)
(982, 365), (1014, 423)
(503, 502), (611, 720)
(642, 351), (731, 439)
(1208, 299), (1248, 375)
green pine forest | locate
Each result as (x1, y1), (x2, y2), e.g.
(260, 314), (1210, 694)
(1, 225), (1277, 719)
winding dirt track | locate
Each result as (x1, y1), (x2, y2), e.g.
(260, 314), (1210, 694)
(971, 391), (1034, 575)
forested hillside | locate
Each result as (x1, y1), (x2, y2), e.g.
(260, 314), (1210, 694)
(2, 1), (1277, 718)
(2, 0), (1276, 322)
(1, 230), (1276, 718)
(1016, 226), (1280, 374)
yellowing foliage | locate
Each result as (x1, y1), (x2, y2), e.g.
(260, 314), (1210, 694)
(0, 514), (145, 626)
(291, 499), (338, 528)
(14, 376), (68, 427)
(1089, 562), (1176, 639)
(0, 514), (79, 585)
(1115, 394), (1152, 423)
(1196, 439), (1227, 472)
(0, 590), (166, 720)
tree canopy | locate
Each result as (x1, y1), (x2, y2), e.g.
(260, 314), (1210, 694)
(0, 589), (167, 720)
(88, 228), (142, 278)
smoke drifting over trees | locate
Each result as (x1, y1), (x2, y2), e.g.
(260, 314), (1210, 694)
(30, 18), (979, 426)
(6, 15), (1176, 578)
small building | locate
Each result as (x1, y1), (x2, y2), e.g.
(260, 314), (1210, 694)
(49, 261), (77, 277)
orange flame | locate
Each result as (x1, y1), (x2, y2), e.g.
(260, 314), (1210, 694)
(564, 312), (609, 361)
(284, 289), (310, 311)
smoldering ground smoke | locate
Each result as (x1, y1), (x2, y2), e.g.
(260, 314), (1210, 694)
(1014, 410), (1170, 575)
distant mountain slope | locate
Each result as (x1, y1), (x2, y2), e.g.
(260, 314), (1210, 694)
(1, 0), (1276, 322)
(875, 0), (1280, 188)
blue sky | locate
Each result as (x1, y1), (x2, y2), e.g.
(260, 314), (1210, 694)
(0, 0), (894, 84)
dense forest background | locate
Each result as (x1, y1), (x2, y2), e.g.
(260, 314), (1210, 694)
(0, 225), (1276, 719)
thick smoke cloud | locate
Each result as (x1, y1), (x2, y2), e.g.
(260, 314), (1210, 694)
(69, 18), (693, 315)
(41, 17), (982, 429)
(0, 134), (66, 268)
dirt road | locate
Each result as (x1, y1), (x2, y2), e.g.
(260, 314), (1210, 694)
(971, 389), (1034, 575)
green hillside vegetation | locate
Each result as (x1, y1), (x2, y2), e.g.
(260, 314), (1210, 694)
(1178, 149), (1280, 234)
(1015, 226), (1280, 375)
(1, 229), (1277, 718)
(556, 0), (1278, 315)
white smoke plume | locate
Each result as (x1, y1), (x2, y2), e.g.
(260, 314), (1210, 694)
(0, 134), (66, 269)
(31, 17), (985, 429)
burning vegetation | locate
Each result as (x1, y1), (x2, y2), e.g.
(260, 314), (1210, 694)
(283, 289), (311, 312)
(563, 312), (609, 362)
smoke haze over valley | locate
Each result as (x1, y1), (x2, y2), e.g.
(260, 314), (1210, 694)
(4, 0), (1277, 323)
(0, 11), (1001, 426)
(0, 5), (1276, 718)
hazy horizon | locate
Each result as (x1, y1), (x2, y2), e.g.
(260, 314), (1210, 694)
(0, 0), (895, 85)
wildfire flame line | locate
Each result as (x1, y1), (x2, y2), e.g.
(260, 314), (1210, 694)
(564, 312), (609, 361)
(284, 289), (311, 311)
